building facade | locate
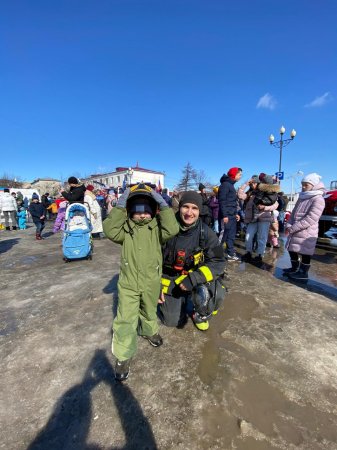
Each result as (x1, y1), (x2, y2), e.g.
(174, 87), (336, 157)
(29, 178), (62, 196)
(83, 166), (165, 191)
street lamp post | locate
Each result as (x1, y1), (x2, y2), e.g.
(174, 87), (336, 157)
(269, 126), (297, 178)
(288, 170), (304, 203)
(127, 167), (134, 186)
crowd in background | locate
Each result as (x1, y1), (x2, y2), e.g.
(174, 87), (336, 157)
(0, 169), (326, 282)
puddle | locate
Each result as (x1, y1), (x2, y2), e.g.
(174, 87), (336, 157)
(0, 309), (18, 337)
(197, 294), (258, 386)
(237, 241), (337, 301)
(20, 256), (38, 264)
(221, 293), (259, 321)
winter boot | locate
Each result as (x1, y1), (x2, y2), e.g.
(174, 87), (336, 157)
(288, 263), (310, 282)
(142, 333), (163, 347)
(253, 254), (263, 263)
(241, 251), (252, 262)
(115, 359), (131, 382)
(36, 233), (42, 240)
(192, 312), (210, 331)
(283, 259), (300, 275)
(12, 226), (17, 230)
(5, 226), (11, 231)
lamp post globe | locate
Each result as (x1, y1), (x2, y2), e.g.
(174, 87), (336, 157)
(269, 126), (297, 182)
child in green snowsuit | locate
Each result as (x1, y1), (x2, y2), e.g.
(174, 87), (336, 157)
(103, 184), (179, 381)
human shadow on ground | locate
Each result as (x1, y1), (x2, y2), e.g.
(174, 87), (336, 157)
(41, 231), (54, 239)
(103, 274), (119, 319)
(27, 349), (158, 450)
(0, 238), (20, 254)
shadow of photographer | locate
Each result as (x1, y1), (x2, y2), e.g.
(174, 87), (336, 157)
(27, 349), (157, 450)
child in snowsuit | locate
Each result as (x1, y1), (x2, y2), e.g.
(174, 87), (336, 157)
(252, 174), (279, 222)
(17, 207), (27, 230)
(53, 200), (68, 233)
(103, 183), (179, 381)
(29, 193), (47, 240)
(268, 210), (280, 248)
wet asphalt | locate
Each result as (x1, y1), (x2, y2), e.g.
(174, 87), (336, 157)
(1, 222), (337, 450)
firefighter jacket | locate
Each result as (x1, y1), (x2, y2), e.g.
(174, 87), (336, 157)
(103, 207), (179, 291)
(161, 219), (226, 294)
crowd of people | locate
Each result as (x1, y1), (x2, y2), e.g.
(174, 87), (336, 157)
(0, 170), (326, 381)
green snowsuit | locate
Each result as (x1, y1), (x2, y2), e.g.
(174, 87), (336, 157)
(103, 206), (179, 361)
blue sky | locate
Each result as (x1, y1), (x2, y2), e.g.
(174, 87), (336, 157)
(1, 0), (336, 193)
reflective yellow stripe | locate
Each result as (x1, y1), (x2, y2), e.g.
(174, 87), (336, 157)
(193, 251), (204, 266)
(162, 286), (169, 294)
(175, 274), (187, 285)
(161, 278), (171, 287)
(199, 266), (213, 282)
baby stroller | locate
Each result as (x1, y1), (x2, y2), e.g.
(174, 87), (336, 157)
(63, 203), (93, 262)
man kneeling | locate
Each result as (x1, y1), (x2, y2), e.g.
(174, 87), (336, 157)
(159, 191), (227, 331)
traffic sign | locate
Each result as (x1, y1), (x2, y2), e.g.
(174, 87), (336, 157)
(275, 171), (284, 180)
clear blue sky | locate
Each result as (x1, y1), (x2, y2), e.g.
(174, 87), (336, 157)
(1, 0), (336, 193)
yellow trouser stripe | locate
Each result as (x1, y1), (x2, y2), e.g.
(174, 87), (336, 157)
(175, 274), (187, 285)
(199, 266), (213, 282)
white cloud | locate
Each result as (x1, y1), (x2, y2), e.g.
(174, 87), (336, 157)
(305, 92), (333, 108)
(256, 93), (277, 110)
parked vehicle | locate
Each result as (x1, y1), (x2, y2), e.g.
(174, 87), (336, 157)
(319, 180), (337, 246)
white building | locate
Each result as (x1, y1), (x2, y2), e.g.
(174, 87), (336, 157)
(83, 166), (165, 191)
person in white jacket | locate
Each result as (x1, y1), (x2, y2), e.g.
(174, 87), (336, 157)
(84, 185), (103, 239)
(0, 188), (18, 230)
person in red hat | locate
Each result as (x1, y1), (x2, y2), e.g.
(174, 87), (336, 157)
(218, 167), (242, 261)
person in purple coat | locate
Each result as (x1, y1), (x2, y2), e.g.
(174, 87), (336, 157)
(284, 173), (325, 281)
(53, 200), (68, 233)
(209, 187), (220, 234)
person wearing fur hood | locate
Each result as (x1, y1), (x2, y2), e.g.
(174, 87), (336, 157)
(61, 176), (86, 204)
(84, 185), (103, 238)
(284, 173), (325, 281)
(241, 174), (280, 263)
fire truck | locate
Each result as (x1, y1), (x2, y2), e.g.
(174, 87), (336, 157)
(319, 180), (337, 246)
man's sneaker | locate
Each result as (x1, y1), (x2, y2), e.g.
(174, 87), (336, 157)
(115, 359), (130, 382)
(143, 333), (163, 347)
(227, 253), (240, 262)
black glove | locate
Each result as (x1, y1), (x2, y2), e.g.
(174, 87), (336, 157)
(150, 190), (168, 210)
(117, 188), (130, 208)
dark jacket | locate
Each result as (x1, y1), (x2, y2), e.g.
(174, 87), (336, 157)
(29, 202), (47, 223)
(162, 218), (226, 293)
(253, 185), (279, 207)
(208, 196), (219, 220)
(61, 184), (86, 204)
(218, 174), (238, 219)
(41, 195), (50, 208)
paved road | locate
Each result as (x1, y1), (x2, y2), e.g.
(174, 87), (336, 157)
(1, 223), (337, 449)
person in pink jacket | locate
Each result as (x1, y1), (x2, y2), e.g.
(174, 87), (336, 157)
(284, 173), (325, 281)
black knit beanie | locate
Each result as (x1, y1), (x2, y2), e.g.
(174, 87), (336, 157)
(68, 176), (79, 184)
(179, 191), (202, 211)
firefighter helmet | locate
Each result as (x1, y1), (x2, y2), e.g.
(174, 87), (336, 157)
(127, 183), (157, 217)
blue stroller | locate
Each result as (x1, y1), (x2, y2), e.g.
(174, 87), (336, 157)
(63, 203), (93, 262)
